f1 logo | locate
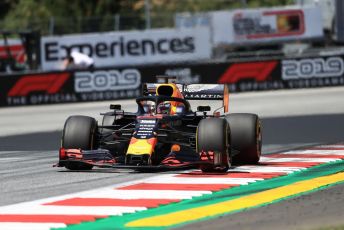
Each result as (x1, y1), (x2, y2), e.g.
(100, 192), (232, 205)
(8, 73), (70, 97)
(218, 61), (277, 84)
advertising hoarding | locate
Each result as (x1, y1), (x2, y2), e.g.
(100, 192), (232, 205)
(2, 55), (344, 107)
(205, 6), (323, 46)
(41, 28), (211, 71)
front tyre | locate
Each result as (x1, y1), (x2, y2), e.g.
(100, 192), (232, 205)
(61, 115), (98, 170)
(225, 113), (262, 164)
(197, 118), (230, 173)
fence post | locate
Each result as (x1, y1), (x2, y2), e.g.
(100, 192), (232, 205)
(49, 17), (55, 35)
(145, 0), (151, 29)
(114, 14), (120, 31)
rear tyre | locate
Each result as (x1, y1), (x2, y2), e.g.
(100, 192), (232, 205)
(197, 118), (230, 173)
(225, 113), (262, 164)
(61, 115), (98, 170)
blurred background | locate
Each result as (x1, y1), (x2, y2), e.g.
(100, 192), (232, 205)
(0, 0), (343, 106)
(0, 0), (297, 34)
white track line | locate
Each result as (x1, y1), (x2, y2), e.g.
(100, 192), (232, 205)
(79, 189), (211, 199)
(146, 176), (262, 185)
(0, 223), (66, 230)
(284, 150), (344, 155)
(0, 158), (24, 162)
(0, 205), (146, 216)
(312, 145), (344, 148)
(260, 157), (340, 163)
(230, 166), (304, 173)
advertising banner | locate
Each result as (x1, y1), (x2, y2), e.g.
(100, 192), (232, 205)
(281, 55), (344, 88)
(2, 54), (344, 107)
(40, 28), (211, 71)
(1, 69), (142, 106)
(282, 56), (344, 80)
(211, 6), (323, 46)
(0, 39), (25, 65)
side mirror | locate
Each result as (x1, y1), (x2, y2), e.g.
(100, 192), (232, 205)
(110, 104), (121, 110)
(197, 106), (211, 112)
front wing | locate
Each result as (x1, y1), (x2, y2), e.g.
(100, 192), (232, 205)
(55, 148), (213, 171)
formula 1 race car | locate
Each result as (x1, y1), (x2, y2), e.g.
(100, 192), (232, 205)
(56, 77), (262, 172)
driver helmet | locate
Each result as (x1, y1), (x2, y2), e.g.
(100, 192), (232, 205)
(157, 102), (171, 114)
(143, 102), (155, 114)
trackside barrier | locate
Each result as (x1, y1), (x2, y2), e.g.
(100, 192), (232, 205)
(1, 54), (344, 107)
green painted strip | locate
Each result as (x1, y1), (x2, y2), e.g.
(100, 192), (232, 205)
(56, 160), (344, 230)
(126, 172), (344, 227)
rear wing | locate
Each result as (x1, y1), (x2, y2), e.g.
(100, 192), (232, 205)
(143, 83), (229, 113)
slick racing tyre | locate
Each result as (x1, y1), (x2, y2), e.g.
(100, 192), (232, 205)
(61, 115), (98, 170)
(225, 113), (262, 164)
(197, 118), (230, 173)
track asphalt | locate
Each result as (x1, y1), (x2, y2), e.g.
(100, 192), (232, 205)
(0, 87), (344, 229)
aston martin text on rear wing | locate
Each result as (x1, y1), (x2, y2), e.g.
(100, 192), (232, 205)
(182, 84), (228, 100)
(143, 83), (228, 99)
(143, 83), (229, 112)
